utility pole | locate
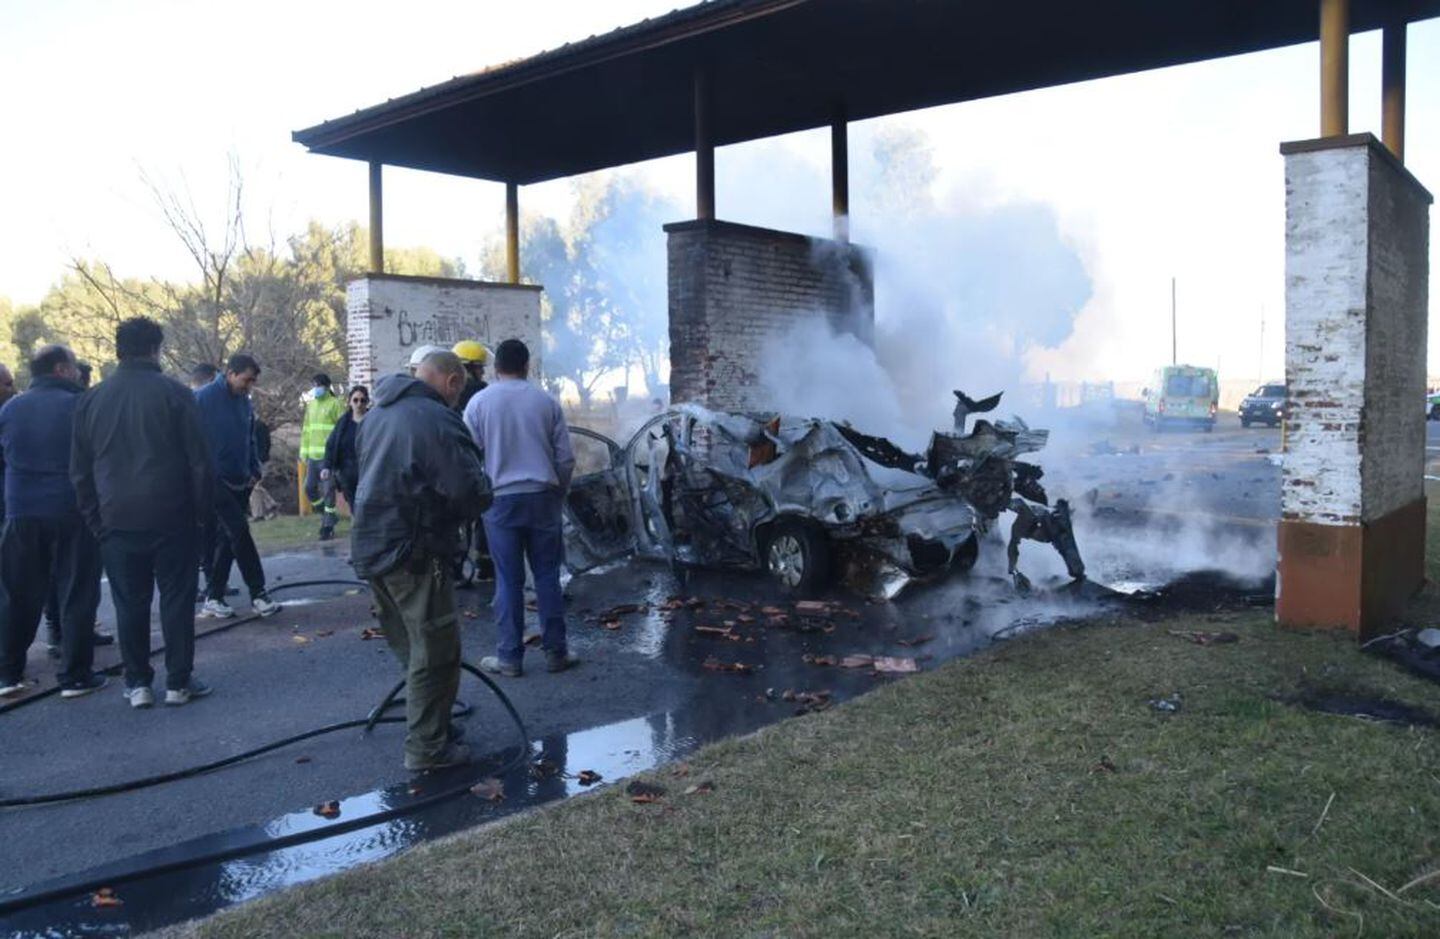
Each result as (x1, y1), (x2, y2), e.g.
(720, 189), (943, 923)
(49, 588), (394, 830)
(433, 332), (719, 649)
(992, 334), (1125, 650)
(1170, 276), (1177, 366)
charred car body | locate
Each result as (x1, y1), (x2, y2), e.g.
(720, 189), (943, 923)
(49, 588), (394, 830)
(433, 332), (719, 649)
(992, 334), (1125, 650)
(562, 392), (1085, 597)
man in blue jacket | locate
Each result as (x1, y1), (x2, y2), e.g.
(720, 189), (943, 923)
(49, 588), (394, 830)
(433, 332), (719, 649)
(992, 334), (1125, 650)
(194, 354), (280, 618)
(0, 345), (107, 698)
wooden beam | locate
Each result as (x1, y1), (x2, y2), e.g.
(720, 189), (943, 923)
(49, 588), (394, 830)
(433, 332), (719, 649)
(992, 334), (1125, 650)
(694, 67), (715, 220)
(1319, 0), (1349, 137)
(368, 161), (384, 273)
(831, 116), (849, 241)
(505, 182), (520, 284)
(1382, 22), (1406, 161)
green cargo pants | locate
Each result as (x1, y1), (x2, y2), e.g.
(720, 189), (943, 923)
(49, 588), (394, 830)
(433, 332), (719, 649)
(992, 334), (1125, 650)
(369, 552), (460, 768)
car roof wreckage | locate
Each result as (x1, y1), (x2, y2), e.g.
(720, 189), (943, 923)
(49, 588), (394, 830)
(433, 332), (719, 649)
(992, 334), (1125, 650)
(562, 391), (1085, 598)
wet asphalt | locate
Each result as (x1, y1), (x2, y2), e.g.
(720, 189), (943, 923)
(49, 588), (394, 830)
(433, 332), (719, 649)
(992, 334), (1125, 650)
(0, 414), (1301, 932)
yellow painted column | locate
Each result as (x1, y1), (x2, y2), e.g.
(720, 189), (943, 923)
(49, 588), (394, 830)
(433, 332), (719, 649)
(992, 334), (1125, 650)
(505, 182), (520, 284)
(1320, 0), (1349, 137)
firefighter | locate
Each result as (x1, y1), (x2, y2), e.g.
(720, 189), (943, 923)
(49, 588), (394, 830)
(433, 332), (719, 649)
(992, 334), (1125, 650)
(451, 340), (490, 413)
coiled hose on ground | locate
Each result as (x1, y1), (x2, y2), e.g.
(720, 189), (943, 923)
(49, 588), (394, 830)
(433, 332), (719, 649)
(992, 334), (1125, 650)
(0, 661), (531, 915)
(0, 578), (532, 917)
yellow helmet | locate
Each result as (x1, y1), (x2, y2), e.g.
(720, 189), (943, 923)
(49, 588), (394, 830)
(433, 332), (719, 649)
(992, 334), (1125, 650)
(452, 340), (489, 364)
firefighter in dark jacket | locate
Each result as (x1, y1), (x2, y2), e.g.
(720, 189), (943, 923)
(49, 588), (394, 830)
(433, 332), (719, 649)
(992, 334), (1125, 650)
(71, 318), (215, 708)
(0, 346), (107, 699)
(352, 351), (491, 770)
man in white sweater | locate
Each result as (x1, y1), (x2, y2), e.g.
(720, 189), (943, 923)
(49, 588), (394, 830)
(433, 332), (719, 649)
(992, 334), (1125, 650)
(462, 339), (577, 677)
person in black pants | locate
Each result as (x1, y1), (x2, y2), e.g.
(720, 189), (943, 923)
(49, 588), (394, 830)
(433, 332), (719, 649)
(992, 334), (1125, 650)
(321, 384), (368, 510)
(188, 363), (221, 598)
(194, 354), (281, 619)
(71, 318), (216, 708)
(0, 346), (107, 699)
(42, 360), (113, 657)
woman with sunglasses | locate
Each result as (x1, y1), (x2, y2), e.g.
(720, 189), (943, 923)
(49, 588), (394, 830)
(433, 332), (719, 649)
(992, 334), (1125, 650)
(320, 386), (370, 514)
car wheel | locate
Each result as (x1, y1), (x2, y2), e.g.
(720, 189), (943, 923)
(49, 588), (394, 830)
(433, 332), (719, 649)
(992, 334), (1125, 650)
(1430, 404), (1440, 421)
(763, 519), (831, 595)
(952, 533), (979, 574)
(1241, 418), (1251, 428)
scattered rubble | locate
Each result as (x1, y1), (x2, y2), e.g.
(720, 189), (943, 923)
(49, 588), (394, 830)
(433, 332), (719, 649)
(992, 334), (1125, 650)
(91, 888), (123, 909)
(530, 758), (560, 779)
(471, 779), (505, 802)
(1168, 630), (1241, 646)
(702, 657), (754, 675)
(1148, 693), (1182, 713)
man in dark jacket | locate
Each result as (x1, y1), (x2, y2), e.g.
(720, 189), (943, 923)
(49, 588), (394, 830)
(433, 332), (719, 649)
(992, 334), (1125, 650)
(71, 317), (215, 708)
(353, 351), (490, 771)
(0, 346), (107, 698)
(193, 354), (280, 619)
(0, 363), (13, 529)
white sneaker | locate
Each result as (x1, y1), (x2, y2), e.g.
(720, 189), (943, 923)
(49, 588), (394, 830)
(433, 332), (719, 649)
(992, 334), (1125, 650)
(251, 595), (282, 617)
(0, 680), (28, 698)
(125, 686), (155, 709)
(165, 679), (213, 706)
(199, 599), (236, 619)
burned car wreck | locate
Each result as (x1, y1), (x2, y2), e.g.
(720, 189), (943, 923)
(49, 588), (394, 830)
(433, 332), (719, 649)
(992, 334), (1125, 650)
(562, 392), (1085, 597)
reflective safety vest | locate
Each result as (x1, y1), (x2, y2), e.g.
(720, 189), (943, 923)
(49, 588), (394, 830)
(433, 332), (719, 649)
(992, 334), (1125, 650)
(300, 393), (344, 461)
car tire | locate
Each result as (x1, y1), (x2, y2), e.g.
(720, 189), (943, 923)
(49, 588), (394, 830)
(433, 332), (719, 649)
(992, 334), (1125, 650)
(952, 533), (979, 574)
(1430, 404), (1440, 422)
(762, 518), (831, 595)
(1241, 418), (1251, 428)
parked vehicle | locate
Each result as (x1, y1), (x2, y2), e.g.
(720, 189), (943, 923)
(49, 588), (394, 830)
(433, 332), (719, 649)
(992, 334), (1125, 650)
(1143, 365), (1217, 432)
(1239, 382), (1286, 427)
(1428, 390), (1440, 421)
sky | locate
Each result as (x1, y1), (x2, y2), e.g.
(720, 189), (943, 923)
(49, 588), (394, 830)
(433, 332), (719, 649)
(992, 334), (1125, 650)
(1, 0), (1437, 384)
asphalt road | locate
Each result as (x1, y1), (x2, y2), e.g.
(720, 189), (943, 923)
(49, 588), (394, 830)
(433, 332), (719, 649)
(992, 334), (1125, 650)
(0, 411), (1294, 903)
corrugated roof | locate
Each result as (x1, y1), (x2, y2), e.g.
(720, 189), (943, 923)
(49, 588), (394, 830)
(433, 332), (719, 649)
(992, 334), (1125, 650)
(293, 0), (1439, 185)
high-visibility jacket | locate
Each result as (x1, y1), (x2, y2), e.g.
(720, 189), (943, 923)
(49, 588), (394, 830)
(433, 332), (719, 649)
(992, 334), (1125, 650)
(300, 392), (345, 461)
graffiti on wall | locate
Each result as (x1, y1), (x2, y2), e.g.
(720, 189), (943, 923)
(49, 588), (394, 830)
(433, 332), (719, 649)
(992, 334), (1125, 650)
(347, 277), (542, 386)
(393, 308), (495, 349)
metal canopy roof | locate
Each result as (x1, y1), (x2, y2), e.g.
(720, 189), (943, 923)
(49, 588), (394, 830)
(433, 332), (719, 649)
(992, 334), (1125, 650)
(293, 0), (1439, 185)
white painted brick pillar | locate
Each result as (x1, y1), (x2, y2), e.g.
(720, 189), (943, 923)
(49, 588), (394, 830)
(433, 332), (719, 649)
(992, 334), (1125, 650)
(345, 274), (543, 387)
(1278, 133), (1432, 637)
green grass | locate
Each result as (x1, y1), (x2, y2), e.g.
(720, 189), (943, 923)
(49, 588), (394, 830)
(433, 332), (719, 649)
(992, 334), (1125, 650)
(248, 514), (349, 553)
(166, 600), (1440, 938)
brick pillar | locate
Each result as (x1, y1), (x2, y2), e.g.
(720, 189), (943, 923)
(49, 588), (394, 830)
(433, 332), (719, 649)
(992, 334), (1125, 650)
(345, 273), (543, 387)
(1278, 133), (1432, 638)
(665, 219), (874, 410)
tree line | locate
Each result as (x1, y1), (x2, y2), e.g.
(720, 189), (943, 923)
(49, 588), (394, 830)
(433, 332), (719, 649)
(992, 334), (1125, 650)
(1, 167), (680, 430)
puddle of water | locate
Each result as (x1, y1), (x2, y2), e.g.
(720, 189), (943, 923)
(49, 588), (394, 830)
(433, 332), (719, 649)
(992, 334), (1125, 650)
(1, 713), (700, 937)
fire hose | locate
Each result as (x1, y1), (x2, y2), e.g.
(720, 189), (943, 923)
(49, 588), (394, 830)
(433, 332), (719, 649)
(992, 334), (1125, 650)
(0, 578), (533, 917)
(0, 661), (532, 915)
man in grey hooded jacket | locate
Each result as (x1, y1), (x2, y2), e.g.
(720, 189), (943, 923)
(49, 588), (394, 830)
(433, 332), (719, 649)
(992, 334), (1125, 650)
(352, 351), (490, 771)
